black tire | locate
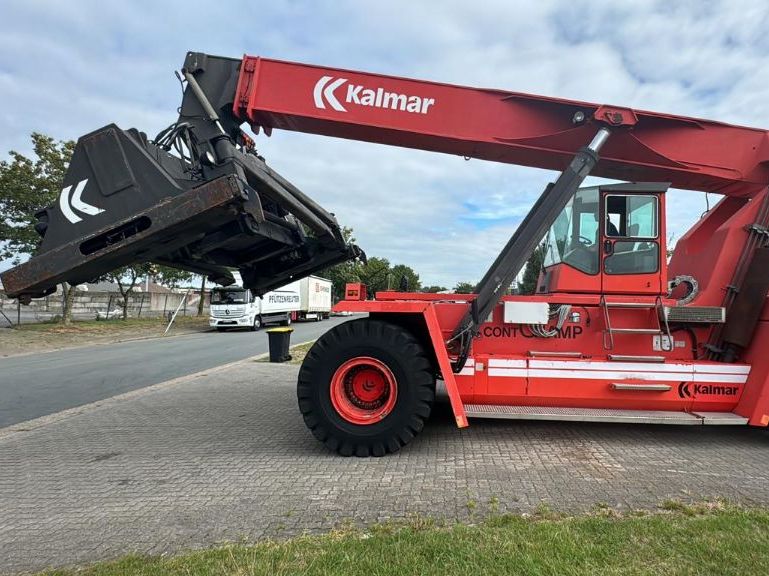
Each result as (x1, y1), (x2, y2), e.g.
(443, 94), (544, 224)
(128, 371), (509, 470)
(250, 316), (262, 332)
(297, 318), (435, 457)
(216, 327), (226, 332)
(280, 315), (292, 327)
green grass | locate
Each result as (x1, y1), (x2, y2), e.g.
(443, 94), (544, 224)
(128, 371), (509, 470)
(1, 316), (211, 356)
(40, 504), (769, 575)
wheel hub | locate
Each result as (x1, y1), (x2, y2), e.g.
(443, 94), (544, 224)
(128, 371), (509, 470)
(330, 357), (397, 425)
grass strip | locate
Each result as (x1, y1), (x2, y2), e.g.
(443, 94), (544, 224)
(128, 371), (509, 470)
(42, 504), (769, 576)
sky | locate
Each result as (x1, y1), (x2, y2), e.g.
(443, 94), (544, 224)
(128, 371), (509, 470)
(2, 0), (769, 288)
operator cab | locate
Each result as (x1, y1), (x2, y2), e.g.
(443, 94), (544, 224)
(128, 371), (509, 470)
(538, 182), (668, 295)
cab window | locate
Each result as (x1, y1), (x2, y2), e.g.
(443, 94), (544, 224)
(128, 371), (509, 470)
(605, 195), (658, 238)
(211, 289), (250, 304)
(543, 186), (600, 275)
(604, 195), (660, 275)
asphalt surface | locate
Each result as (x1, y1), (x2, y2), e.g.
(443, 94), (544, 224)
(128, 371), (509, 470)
(0, 316), (352, 428)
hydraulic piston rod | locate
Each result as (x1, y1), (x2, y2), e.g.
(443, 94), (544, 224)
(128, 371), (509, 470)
(451, 126), (612, 369)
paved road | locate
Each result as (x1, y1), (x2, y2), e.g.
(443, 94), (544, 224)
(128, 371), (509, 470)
(0, 316), (352, 428)
(2, 360), (769, 573)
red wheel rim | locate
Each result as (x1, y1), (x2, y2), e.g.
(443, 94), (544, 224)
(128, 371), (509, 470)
(330, 357), (397, 425)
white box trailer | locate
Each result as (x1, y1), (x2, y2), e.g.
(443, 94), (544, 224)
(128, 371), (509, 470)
(209, 281), (300, 331)
(297, 276), (332, 321)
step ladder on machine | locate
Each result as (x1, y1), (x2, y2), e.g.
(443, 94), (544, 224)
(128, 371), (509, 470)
(600, 295), (673, 352)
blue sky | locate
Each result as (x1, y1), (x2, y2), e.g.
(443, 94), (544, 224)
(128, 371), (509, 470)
(2, 0), (768, 287)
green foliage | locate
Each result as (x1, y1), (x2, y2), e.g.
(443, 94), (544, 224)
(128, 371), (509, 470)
(321, 227), (421, 300)
(422, 285), (448, 293)
(390, 263), (420, 292)
(453, 281), (476, 294)
(0, 133), (75, 263)
(153, 266), (194, 289)
(357, 257), (392, 294)
(519, 243), (546, 295)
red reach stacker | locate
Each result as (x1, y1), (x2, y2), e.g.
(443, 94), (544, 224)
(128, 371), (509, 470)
(5, 52), (769, 456)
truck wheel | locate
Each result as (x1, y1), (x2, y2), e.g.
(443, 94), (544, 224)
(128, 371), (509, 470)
(280, 315), (291, 326)
(297, 318), (435, 457)
(250, 316), (262, 331)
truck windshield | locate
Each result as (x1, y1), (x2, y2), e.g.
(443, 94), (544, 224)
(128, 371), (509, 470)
(211, 289), (248, 304)
(543, 186), (600, 274)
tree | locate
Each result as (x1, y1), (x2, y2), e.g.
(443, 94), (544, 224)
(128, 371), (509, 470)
(453, 281), (476, 294)
(358, 257), (392, 295)
(519, 244), (546, 295)
(320, 226), (425, 299)
(99, 263), (155, 320)
(197, 276), (207, 316)
(154, 265), (194, 289)
(421, 285), (447, 293)
(390, 263), (420, 292)
(0, 133), (77, 323)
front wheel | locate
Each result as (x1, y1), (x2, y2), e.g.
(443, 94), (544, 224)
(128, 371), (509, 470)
(297, 318), (435, 457)
(250, 316), (262, 331)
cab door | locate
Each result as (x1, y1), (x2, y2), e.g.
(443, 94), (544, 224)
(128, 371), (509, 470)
(600, 184), (667, 295)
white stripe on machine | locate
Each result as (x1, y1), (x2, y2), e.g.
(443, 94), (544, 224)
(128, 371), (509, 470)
(457, 358), (750, 384)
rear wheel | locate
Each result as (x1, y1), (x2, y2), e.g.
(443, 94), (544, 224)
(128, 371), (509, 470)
(297, 318), (435, 456)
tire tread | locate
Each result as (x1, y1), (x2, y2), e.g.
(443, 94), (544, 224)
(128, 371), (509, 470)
(297, 318), (435, 457)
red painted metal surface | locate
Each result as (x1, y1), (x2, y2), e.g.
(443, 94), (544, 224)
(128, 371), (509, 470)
(423, 304), (468, 428)
(235, 56), (769, 197)
(330, 357), (398, 425)
(344, 282), (367, 300)
(336, 292), (755, 422)
(240, 55), (769, 428)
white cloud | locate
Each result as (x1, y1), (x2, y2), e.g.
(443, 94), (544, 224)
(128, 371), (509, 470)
(1, 0), (768, 286)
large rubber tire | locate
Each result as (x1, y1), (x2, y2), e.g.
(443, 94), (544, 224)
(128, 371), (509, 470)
(297, 318), (435, 457)
(250, 316), (262, 332)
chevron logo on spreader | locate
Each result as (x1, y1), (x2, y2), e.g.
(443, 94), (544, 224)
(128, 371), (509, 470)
(59, 179), (105, 224)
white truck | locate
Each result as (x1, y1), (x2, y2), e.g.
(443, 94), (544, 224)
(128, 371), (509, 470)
(297, 276), (332, 321)
(209, 281), (300, 331)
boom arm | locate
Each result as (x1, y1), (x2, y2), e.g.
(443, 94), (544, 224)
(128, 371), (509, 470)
(234, 55), (769, 197)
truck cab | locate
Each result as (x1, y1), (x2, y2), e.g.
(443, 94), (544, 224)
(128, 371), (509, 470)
(209, 284), (300, 331)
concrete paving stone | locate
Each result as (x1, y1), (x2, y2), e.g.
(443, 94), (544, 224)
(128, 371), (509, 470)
(2, 361), (769, 573)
